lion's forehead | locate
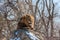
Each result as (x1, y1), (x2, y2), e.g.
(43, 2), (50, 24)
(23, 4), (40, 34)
(21, 14), (34, 22)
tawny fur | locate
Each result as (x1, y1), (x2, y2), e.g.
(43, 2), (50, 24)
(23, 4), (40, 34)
(17, 14), (34, 30)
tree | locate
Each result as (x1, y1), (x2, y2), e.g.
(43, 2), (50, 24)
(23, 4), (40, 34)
(0, 0), (59, 40)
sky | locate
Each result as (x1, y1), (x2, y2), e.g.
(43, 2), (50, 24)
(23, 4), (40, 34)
(53, 0), (60, 23)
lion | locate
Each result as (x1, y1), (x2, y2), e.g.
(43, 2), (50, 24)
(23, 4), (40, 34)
(9, 14), (45, 40)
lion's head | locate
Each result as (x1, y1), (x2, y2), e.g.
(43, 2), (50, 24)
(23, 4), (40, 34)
(17, 14), (34, 30)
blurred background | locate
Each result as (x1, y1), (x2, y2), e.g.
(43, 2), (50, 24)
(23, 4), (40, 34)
(0, 0), (60, 40)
